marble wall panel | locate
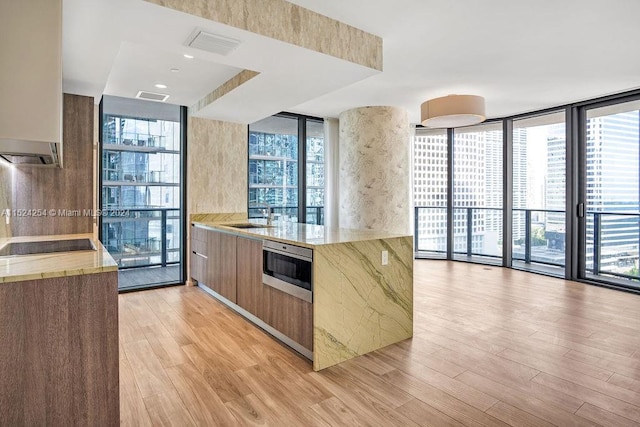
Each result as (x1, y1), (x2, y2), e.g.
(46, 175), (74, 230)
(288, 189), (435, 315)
(191, 70), (259, 115)
(313, 236), (413, 370)
(187, 117), (247, 284)
(144, 0), (382, 71)
(188, 117), (247, 215)
(190, 212), (247, 223)
(338, 106), (411, 235)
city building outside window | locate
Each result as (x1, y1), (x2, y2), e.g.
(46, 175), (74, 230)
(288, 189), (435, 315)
(248, 114), (324, 224)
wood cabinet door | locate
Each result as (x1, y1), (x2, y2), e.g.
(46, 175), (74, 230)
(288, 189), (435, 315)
(205, 229), (220, 290)
(262, 286), (313, 351)
(236, 237), (263, 318)
(217, 233), (237, 303)
(190, 251), (207, 284)
(191, 224), (210, 285)
(191, 224), (208, 243)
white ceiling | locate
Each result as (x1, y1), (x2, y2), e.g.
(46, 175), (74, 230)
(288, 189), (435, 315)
(287, 0), (640, 122)
(63, 0), (640, 124)
(62, 0), (377, 124)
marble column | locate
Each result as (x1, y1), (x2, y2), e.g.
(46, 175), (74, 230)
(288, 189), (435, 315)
(338, 106), (411, 235)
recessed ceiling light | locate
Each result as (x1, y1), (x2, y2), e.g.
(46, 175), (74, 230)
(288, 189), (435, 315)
(183, 54), (194, 59)
(170, 68), (179, 73)
(155, 83), (167, 89)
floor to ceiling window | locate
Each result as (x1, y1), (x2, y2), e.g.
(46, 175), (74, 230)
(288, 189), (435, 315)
(100, 95), (185, 290)
(413, 89), (640, 293)
(512, 112), (566, 275)
(306, 119), (325, 224)
(453, 123), (503, 262)
(414, 128), (448, 256)
(583, 99), (640, 288)
(248, 113), (324, 224)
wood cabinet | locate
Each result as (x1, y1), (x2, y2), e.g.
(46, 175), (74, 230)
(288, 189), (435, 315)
(217, 233), (237, 303)
(190, 224), (208, 284)
(191, 224), (313, 353)
(190, 251), (207, 284)
(262, 285), (313, 351)
(236, 237), (264, 318)
(190, 225), (236, 303)
(0, 271), (119, 426)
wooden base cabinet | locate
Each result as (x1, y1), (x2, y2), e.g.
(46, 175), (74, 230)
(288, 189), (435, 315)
(236, 236), (312, 352)
(190, 225), (236, 303)
(0, 272), (119, 426)
(217, 233), (237, 303)
(262, 285), (313, 351)
(190, 224), (207, 284)
(191, 225), (312, 355)
(236, 237), (263, 318)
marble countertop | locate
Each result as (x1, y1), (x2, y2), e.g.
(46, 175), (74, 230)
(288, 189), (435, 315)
(0, 233), (118, 284)
(192, 220), (411, 248)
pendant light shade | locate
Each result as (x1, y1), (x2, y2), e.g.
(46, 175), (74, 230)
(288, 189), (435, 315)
(421, 94), (486, 128)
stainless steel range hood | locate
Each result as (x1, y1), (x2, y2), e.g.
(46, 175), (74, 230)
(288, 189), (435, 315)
(0, 140), (60, 167)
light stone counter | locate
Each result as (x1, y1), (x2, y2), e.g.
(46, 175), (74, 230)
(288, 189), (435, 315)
(0, 233), (118, 284)
(193, 219), (414, 370)
(193, 219), (410, 248)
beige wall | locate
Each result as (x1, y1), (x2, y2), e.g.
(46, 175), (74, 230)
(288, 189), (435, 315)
(338, 106), (411, 235)
(187, 117), (248, 217)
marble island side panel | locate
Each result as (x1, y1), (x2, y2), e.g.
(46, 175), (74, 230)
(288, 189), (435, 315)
(313, 235), (413, 370)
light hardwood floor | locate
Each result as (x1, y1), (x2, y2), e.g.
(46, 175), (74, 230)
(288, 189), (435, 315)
(119, 260), (640, 426)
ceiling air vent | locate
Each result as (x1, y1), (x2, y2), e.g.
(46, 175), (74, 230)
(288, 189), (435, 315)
(185, 29), (242, 56)
(135, 91), (169, 102)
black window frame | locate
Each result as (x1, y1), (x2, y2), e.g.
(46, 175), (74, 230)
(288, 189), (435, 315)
(247, 112), (324, 224)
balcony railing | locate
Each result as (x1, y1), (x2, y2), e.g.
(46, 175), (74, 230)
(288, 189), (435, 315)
(415, 206), (640, 281)
(512, 208), (565, 267)
(414, 206), (504, 258)
(101, 207), (180, 269)
(586, 211), (640, 280)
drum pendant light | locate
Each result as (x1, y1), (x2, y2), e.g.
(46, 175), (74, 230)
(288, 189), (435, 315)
(421, 94), (486, 128)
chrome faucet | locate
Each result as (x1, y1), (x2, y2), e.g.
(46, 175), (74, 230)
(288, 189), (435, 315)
(253, 202), (273, 225)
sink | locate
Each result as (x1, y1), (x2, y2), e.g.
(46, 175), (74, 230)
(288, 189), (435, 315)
(226, 223), (272, 229)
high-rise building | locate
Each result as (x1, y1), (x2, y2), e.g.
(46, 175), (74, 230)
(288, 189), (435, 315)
(512, 127), (528, 240)
(545, 124), (566, 250)
(101, 112), (182, 268)
(584, 110), (640, 272)
(248, 115), (325, 224)
(414, 126), (504, 257)
(414, 130), (448, 252)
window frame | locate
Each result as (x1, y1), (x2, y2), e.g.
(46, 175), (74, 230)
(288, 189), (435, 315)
(247, 112), (324, 224)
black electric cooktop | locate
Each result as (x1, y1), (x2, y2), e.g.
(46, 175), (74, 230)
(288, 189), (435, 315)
(0, 238), (96, 256)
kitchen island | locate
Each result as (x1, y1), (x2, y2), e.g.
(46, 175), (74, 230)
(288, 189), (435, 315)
(0, 234), (119, 426)
(190, 217), (413, 371)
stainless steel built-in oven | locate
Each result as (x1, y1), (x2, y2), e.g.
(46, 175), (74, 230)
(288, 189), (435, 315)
(262, 240), (313, 303)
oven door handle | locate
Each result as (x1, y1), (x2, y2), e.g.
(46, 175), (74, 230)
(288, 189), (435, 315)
(263, 246), (312, 262)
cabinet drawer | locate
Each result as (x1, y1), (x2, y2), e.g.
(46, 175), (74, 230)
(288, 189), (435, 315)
(190, 251), (207, 284)
(191, 238), (207, 255)
(262, 285), (313, 351)
(191, 224), (208, 243)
